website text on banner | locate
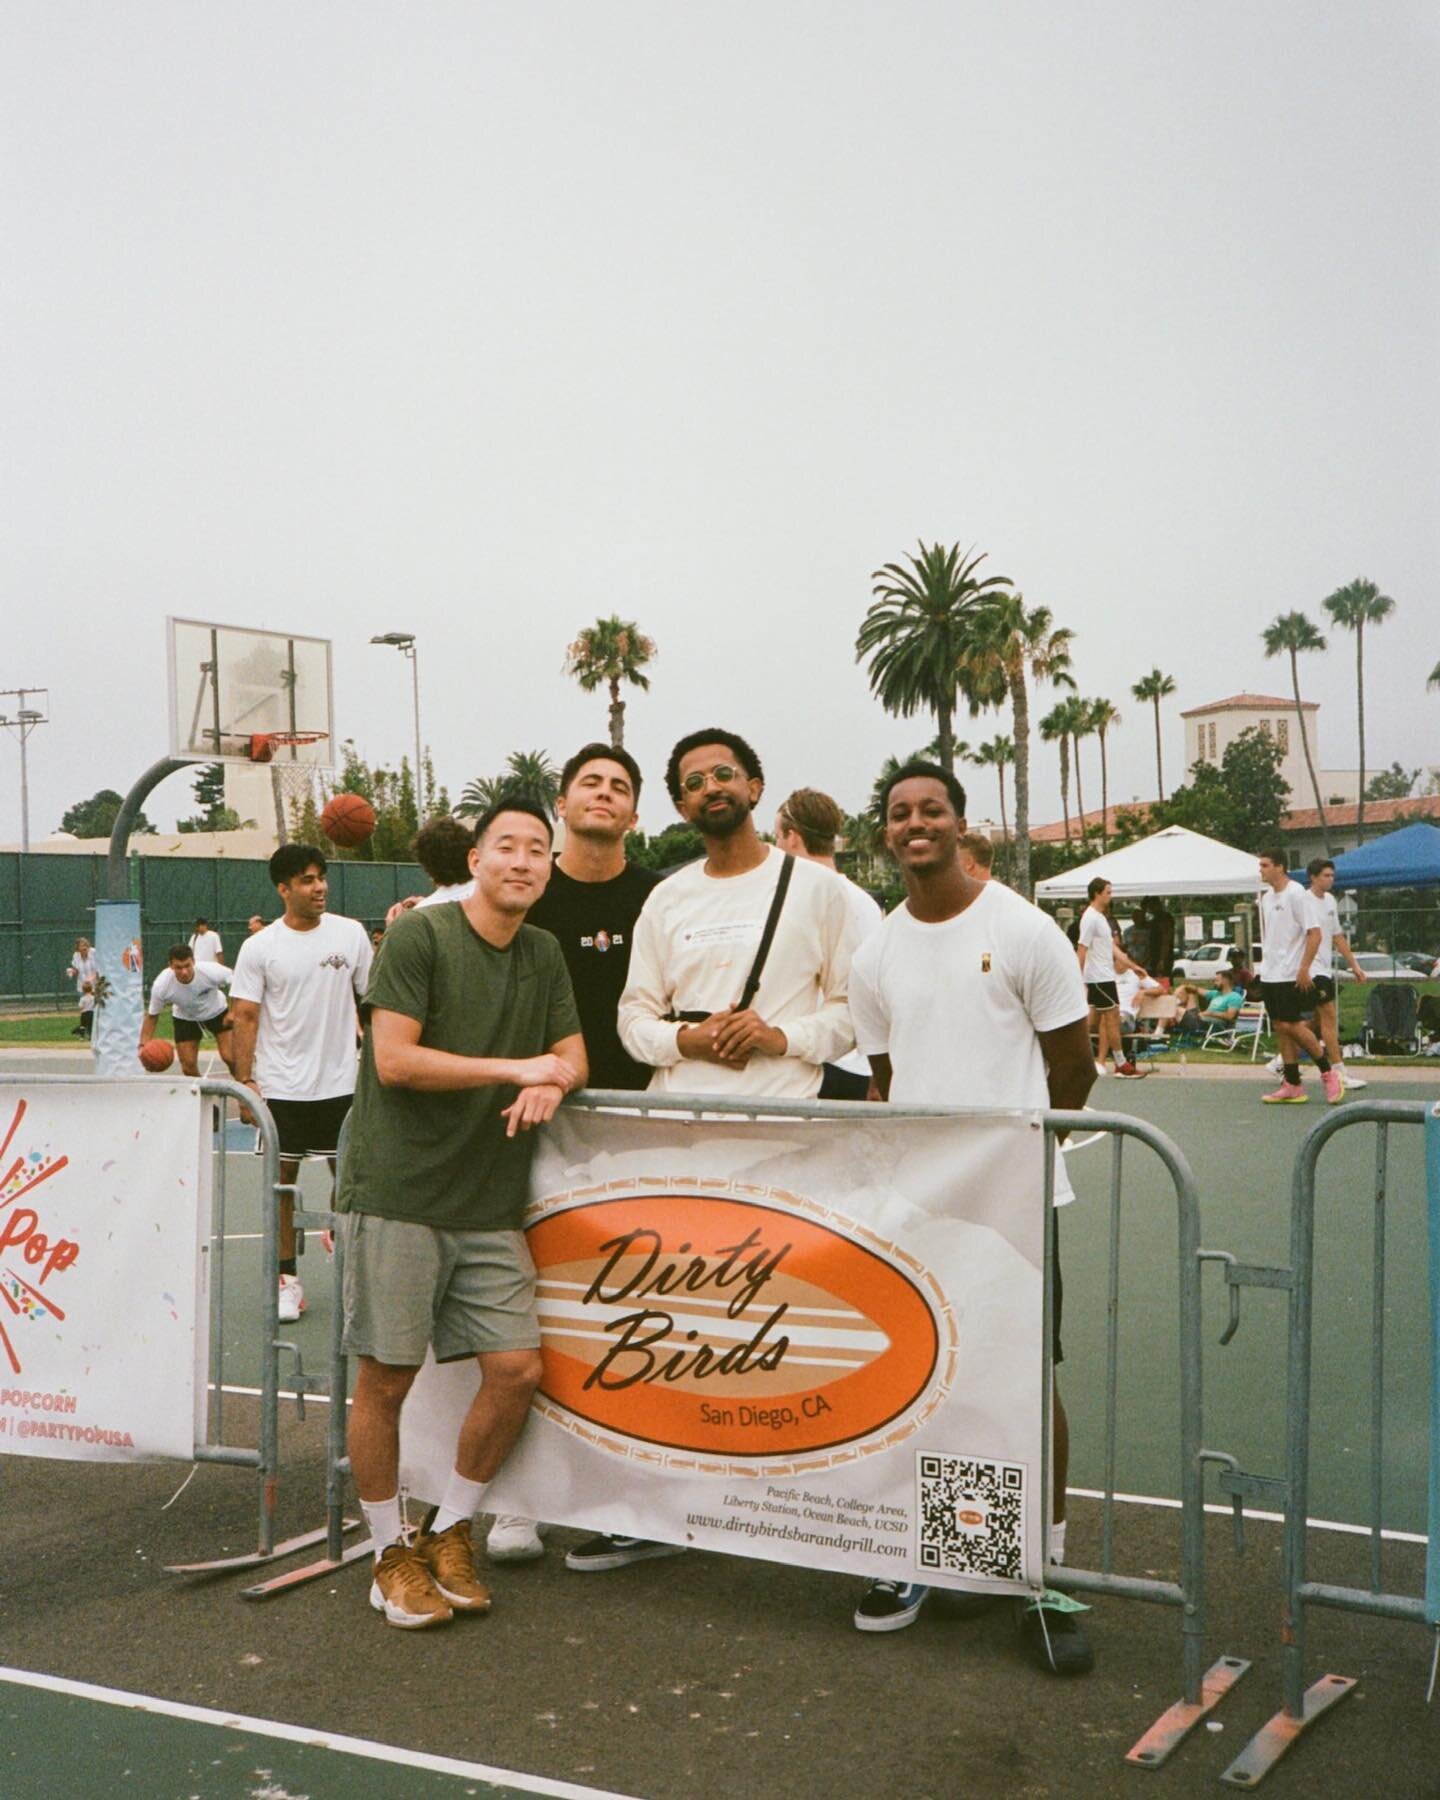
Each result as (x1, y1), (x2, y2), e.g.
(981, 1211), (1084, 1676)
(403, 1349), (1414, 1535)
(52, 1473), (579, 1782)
(400, 1103), (1049, 1595)
(0, 1081), (210, 1461)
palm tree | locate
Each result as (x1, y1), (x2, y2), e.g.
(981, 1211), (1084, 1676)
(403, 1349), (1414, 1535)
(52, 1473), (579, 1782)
(1131, 669), (1177, 802)
(1040, 703), (1075, 842)
(457, 749), (561, 817)
(1430, 661), (1440, 690)
(1067, 699), (1093, 834)
(1262, 611), (1330, 856)
(856, 541), (1013, 774)
(563, 616), (657, 750)
(957, 594), (1075, 898)
(1088, 698), (1121, 848)
(974, 736), (1014, 841)
(1322, 577), (1396, 845)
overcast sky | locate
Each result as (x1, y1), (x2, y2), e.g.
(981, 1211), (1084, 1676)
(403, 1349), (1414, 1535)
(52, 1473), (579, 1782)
(5, 1), (1437, 843)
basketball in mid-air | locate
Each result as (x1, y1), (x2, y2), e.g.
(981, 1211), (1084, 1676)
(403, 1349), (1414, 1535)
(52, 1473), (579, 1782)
(140, 1039), (175, 1072)
(321, 794), (377, 848)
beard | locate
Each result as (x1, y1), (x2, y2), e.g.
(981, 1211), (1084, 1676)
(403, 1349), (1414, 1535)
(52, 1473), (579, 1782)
(697, 795), (750, 839)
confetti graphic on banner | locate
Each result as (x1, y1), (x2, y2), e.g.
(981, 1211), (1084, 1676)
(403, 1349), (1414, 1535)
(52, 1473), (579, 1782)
(0, 1099), (76, 1376)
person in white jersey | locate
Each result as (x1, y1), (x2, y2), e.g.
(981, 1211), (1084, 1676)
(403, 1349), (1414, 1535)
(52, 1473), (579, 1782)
(569, 728), (864, 1576)
(1304, 857), (1367, 1090)
(1257, 849), (1340, 1104)
(230, 842), (374, 1321)
(189, 918), (225, 964)
(774, 785), (882, 1100)
(66, 936), (98, 1039)
(1077, 878), (1148, 1078)
(847, 760), (1097, 1675)
(141, 945), (236, 1077)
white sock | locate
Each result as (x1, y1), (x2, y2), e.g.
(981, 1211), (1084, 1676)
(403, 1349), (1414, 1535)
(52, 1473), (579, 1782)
(432, 1470), (487, 1535)
(1049, 1519), (1067, 1565)
(361, 1494), (404, 1559)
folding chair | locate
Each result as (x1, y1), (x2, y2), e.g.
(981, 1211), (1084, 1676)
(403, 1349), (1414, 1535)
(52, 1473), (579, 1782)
(1201, 999), (1269, 1058)
(1362, 983), (1422, 1057)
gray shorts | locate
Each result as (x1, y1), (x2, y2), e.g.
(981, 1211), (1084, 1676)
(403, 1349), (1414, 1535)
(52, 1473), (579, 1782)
(340, 1213), (540, 1366)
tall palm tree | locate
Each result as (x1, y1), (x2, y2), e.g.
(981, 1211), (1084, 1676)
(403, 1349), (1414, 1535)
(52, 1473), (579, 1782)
(1066, 698), (1093, 833)
(1088, 698), (1121, 848)
(563, 616), (657, 750)
(1040, 703), (1075, 842)
(1131, 669), (1177, 802)
(856, 541), (1013, 774)
(1322, 577), (1396, 845)
(457, 749), (561, 817)
(974, 736), (1014, 841)
(1262, 611), (1330, 856)
(957, 594), (1075, 898)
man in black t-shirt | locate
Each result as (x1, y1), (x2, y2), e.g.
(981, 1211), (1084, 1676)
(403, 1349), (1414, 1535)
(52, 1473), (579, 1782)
(485, 740), (660, 1564)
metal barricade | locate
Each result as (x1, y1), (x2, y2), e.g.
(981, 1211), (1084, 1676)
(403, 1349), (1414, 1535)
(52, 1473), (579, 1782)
(1217, 1099), (1436, 1788)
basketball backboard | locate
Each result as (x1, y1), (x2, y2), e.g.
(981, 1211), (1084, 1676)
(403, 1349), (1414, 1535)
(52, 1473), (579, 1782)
(167, 618), (334, 765)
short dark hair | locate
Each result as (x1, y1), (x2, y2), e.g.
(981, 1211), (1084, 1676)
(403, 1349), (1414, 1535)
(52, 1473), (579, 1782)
(471, 798), (555, 845)
(193, 917), (209, 928)
(1307, 856), (1335, 879)
(269, 842), (327, 886)
(412, 815), (475, 887)
(877, 760), (966, 821)
(1087, 876), (1111, 900)
(665, 728), (764, 805)
(167, 944), (194, 963)
(560, 742), (643, 804)
(777, 788), (844, 855)
(1259, 847), (1287, 869)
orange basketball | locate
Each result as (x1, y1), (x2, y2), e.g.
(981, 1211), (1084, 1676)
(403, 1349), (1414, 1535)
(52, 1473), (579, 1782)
(321, 793), (377, 848)
(140, 1039), (175, 1072)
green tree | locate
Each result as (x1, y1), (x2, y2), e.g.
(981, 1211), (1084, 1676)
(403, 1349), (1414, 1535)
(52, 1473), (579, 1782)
(1087, 698), (1121, 848)
(564, 616), (657, 750)
(1131, 669), (1177, 802)
(1261, 610), (1330, 854)
(176, 761), (254, 833)
(59, 789), (155, 838)
(1157, 727), (1290, 852)
(856, 541), (1012, 775)
(626, 821), (704, 872)
(1364, 762), (1419, 802)
(457, 749), (561, 818)
(309, 739), (421, 861)
(957, 594), (1075, 898)
(1039, 703), (1075, 841)
(1322, 576), (1396, 846)
(973, 736), (1014, 841)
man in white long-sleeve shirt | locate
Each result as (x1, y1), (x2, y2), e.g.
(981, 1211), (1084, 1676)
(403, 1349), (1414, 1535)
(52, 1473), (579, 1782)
(567, 726), (865, 1576)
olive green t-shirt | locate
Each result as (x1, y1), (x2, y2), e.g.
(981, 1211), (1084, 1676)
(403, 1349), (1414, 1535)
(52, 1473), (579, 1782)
(337, 903), (582, 1231)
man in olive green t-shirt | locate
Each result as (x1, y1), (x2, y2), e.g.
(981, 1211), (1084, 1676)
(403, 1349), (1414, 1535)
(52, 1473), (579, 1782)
(339, 799), (586, 1631)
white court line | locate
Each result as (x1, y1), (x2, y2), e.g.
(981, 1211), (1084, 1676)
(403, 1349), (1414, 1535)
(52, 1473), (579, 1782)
(0, 1665), (639, 1800)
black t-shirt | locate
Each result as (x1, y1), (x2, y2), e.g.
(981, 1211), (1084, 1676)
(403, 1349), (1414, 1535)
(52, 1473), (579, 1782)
(527, 860), (663, 1090)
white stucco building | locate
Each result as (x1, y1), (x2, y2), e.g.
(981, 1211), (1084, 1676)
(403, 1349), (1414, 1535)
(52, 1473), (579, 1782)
(1179, 693), (1359, 809)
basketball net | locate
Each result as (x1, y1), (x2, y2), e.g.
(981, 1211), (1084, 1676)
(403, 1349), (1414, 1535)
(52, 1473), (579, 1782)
(270, 762), (317, 846)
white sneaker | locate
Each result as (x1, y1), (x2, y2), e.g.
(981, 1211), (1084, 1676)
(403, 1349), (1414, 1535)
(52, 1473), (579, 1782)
(277, 1273), (305, 1322)
(1265, 1054), (1284, 1076)
(1339, 1070), (1367, 1090)
(486, 1515), (548, 1562)
(1094, 1061), (1109, 1077)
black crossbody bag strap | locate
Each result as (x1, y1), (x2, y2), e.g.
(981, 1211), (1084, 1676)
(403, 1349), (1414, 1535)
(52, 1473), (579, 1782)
(736, 853), (795, 1014)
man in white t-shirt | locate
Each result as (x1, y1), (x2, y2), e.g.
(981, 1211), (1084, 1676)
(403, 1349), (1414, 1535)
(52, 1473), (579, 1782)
(189, 918), (224, 964)
(142, 946), (236, 1077)
(1305, 857), (1367, 1090)
(1077, 879), (1148, 1077)
(1257, 850), (1340, 1104)
(230, 843), (373, 1321)
(774, 785), (883, 1099)
(847, 760), (1097, 1675)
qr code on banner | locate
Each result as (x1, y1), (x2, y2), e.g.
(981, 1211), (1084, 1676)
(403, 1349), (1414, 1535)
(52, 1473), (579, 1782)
(916, 1453), (1026, 1581)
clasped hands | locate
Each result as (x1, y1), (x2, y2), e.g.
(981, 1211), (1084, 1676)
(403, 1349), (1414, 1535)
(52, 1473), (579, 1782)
(678, 1008), (787, 1068)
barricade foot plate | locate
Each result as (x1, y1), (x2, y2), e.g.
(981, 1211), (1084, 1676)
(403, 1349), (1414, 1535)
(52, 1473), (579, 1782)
(1125, 1656), (1251, 1770)
(240, 1535), (375, 1599)
(1219, 1673), (1356, 1788)
(165, 1519), (360, 1576)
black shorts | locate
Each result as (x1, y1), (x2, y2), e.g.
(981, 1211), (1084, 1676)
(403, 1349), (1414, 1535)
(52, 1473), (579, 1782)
(265, 1094), (353, 1160)
(1261, 980), (1311, 1024)
(173, 1008), (231, 1044)
(1310, 975), (1336, 1006)
(819, 1064), (872, 1101)
(1086, 981), (1119, 1013)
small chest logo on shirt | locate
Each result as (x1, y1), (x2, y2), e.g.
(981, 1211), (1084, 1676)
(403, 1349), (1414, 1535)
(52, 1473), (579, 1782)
(319, 953), (351, 971)
(981, 953), (992, 973)
(580, 931), (623, 954)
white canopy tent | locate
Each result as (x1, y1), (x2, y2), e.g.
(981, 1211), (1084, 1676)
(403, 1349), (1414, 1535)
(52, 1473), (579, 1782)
(1033, 826), (1262, 901)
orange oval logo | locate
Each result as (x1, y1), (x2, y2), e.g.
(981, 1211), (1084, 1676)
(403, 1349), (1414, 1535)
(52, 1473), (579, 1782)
(957, 1509), (985, 1527)
(528, 1192), (940, 1462)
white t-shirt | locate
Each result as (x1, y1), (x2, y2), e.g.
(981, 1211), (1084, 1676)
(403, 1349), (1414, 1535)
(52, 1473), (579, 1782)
(70, 950), (98, 1012)
(618, 847), (864, 1099)
(190, 929), (224, 963)
(1259, 880), (1314, 983)
(148, 960), (232, 1023)
(416, 880), (474, 908)
(1077, 904), (1116, 982)
(1304, 889), (1341, 977)
(1116, 969), (1160, 1017)
(833, 876), (884, 1076)
(230, 914), (373, 1101)
(849, 881), (1089, 1203)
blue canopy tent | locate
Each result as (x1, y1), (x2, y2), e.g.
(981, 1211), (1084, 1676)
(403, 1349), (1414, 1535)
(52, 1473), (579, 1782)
(1296, 822), (1440, 890)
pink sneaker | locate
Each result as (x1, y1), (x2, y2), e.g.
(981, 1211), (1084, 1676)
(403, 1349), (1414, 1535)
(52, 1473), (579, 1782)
(1261, 1082), (1308, 1104)
(1321, 1068), (1343, 1105)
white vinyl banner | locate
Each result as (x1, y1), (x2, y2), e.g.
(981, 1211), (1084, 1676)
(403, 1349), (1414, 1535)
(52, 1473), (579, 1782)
(400, 1104), (1049, 1595)
(0, 1080), (211, 1462)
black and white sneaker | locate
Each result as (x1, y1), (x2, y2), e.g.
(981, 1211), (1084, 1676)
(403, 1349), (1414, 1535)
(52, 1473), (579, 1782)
(563, 1534), (687, 1573)
(853, 1579), (930, 1633)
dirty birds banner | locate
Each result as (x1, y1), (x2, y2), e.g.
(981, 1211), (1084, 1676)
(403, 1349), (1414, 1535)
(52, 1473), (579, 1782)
(400, 1102), (1049, 1595)
(0, 1080), (211, 1461)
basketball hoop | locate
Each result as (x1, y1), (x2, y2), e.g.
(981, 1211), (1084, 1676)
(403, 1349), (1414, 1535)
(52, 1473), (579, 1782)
(248, 730), (329, 764)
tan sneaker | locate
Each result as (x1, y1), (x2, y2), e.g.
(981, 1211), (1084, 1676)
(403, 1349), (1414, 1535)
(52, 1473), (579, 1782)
(416, 1519), (492, 1612)
(369, 1542), (453, 1628)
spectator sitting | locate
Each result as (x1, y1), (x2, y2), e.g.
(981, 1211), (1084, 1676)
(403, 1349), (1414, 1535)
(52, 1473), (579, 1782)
(1171, 982), (1208, 1036)
(1116, 966), (1162, 1035)
(1201, 971), (1244, 1022)
(1226, 951), (1257, 996)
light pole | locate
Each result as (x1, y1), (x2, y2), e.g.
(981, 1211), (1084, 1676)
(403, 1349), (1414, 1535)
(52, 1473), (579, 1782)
(370, 633), (423, 820)
(0, 688), (49, 853)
